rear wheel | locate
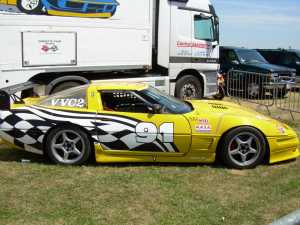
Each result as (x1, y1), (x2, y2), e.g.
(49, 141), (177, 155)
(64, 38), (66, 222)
(220, 127), (266, 169)
(51, 81), (81, 94)
(175, 75), (203, 100)
(17, 0), (43, 14)
(45, 126), (92, 165)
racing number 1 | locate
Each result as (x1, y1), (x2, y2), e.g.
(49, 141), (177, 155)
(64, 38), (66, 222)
(135, 122), (174, 143)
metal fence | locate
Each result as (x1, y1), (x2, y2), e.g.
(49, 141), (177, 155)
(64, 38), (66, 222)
(226, 70), (300, 118)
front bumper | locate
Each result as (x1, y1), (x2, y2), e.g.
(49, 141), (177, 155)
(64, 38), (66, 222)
(268, 135), (300, 164)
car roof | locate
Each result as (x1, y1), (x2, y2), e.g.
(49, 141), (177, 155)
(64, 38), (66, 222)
(220, 46), (253, 51)
(257, 48), (300, 53)
(90, 81), (149, 91)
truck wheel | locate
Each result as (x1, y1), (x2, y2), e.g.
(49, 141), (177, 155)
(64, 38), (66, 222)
(51, 81), (81, 94)
(17, 0), (44, 14)
(175, 75), (203, 100)
(45, 126), (92, 165)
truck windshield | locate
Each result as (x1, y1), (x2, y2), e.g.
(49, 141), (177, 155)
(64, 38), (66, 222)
(236, 49), (268, 64)
(139, 87), (192, 114)
(194, 15), (215, 41)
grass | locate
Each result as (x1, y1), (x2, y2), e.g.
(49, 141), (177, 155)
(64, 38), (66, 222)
(0, 102), (299, 225)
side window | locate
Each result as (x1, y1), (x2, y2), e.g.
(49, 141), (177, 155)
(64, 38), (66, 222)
(100, 90), (150, 113)
(281, 53), (298, 65)
(227, 50), (238, 63)
(40, 85), (87, 108)
(194, 15), (214, 41)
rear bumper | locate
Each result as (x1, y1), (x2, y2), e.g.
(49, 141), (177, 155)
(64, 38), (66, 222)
(268, 135), (300, 164)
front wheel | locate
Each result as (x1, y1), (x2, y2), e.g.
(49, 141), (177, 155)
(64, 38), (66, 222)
(220, 127), (266, 169)
(17, 0), (44, 14)
(175, 75), (203, 100)
(45, 126), (92, 165)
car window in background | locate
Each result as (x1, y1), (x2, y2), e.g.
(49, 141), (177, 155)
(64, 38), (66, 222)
(236, 49), (268, 64)
(295, 51), (300, 59)
(227, 50), (238, 62)
(281, 53), (298, 65)
(194, 15), (215, 41)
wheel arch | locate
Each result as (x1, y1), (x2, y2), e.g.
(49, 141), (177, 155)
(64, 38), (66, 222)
(42, 122), (95, 156)
(175, 69), (205, 97)
(45, 76), (90, 95)
(215, 125), (270, 164)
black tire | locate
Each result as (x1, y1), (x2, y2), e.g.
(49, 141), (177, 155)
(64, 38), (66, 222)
(51, 81), (81, 94)
(17, 0), (44, 14)
(175, 75), (203, 100)
(220, 126), (266, 169)
(45, 126), (92, 165)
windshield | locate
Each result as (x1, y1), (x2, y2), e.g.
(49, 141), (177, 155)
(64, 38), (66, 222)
(194, 15), (215, 41)
(39, 85), (88, 108)
(295, 51), (300, 59)
(139, 87), (192, 114)
(236, 49), (268, 64)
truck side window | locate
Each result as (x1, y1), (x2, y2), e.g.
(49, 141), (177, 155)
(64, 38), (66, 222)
(194, 15), (214, 41)
(100, 90), (150, 113)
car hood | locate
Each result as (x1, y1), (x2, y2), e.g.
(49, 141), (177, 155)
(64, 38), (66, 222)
(188, 100), (266, 118)
(244, 63), (295, 73)
(185, 100), (296, 137)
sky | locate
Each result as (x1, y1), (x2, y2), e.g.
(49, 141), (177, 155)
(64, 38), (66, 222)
(211, 0), (300, 49)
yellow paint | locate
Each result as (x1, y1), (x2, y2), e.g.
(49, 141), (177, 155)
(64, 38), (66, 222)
(7, 0), (16, 5)
(8, 83), (300, 165)
(47, 10), (112, 18)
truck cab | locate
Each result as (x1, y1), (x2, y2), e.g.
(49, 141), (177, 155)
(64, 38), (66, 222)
(158, 0), (220, 99)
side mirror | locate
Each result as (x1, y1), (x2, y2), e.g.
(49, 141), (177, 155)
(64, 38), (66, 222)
(232, 60), (240, 65)
(148, 104), (162, 114)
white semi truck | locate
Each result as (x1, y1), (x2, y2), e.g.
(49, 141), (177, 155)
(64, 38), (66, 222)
(0, 0), (219, 99)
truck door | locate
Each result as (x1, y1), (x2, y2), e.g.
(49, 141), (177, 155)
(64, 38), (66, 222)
(191, 10), (219, 68)
(170, 3), (192, 63)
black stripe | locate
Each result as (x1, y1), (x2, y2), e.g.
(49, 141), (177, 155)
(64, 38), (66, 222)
(170, 57), (219, 64)
(30, 106), (141, 123)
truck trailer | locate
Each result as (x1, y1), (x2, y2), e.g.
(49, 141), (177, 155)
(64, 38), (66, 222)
(0, 0), (219, 99)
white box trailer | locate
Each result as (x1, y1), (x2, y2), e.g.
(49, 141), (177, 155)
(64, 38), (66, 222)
(0, 0), (219, 99)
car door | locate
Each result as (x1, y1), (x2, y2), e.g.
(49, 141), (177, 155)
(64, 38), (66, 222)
(95, 89), (192, 155)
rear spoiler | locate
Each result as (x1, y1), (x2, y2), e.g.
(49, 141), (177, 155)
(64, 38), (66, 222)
(0, 81), (38, 111)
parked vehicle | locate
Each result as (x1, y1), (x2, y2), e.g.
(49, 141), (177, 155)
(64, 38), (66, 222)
(0, 82), (298, 168)
(257, 49), (300, 77)
(220, 46), (296, 98)
(0, 0), (220, 100)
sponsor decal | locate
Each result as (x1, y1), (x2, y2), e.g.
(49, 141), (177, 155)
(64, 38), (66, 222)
(195, 119), (212, 133)
(51, 98), (86, 108)
(176, 41), (209, 49)
(41, 44), (58, 53)
(277, 125), (286, 134)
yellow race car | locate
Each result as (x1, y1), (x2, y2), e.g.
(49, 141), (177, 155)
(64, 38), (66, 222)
(0, 82), (299, 169)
